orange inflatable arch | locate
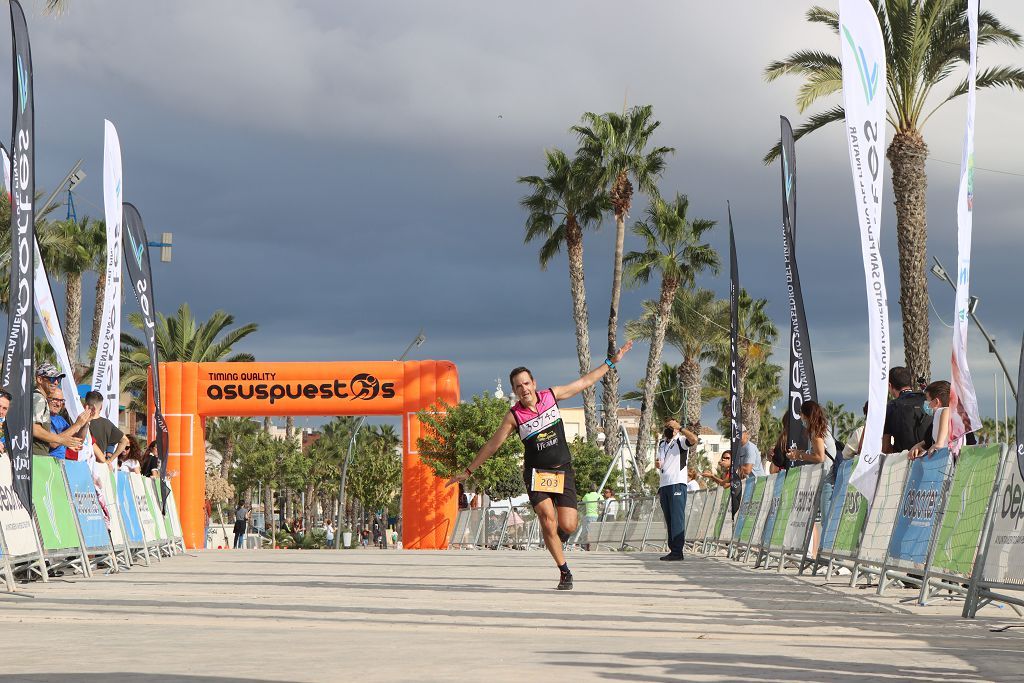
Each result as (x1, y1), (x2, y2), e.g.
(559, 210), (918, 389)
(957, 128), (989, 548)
(148, 361), (459, 549)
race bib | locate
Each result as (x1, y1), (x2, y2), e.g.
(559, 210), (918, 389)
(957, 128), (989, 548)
(531, 468), (565, 494)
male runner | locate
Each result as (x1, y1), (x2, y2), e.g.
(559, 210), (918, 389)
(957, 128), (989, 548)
(447, 341), (633, 590)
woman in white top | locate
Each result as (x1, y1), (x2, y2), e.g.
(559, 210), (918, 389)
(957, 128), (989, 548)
(909, 380), (952, 459)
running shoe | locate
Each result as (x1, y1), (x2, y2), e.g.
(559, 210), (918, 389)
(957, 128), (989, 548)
(557, 570), (573, 590)
(659, 553), (684, 561)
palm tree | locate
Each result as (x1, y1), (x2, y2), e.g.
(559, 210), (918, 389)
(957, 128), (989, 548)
(41, 216), (102, 369)
(519, 149), (609, 442)
(627, 288), (728, 429)
(623, 195), (719, 463)
(704, 289), (779, 437)
(207, 417), (260, 480)
(572, 105), (674, 455)
(120, 303), (258, 408)
(742, 360), (782, 447)
(764, 2), (1024, 382)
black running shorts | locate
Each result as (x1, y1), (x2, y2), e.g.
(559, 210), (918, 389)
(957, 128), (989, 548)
(524, 464), (578, 509)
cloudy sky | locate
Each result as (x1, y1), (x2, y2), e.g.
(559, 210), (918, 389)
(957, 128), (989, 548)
(13, 1), (1024, 431)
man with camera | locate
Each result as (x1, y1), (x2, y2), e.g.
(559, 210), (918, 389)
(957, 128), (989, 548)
(655, 419), (699, 561)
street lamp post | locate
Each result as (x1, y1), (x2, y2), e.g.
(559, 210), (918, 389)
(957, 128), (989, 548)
(930, 257), (1017, 400)
(335, 330), (426, 549)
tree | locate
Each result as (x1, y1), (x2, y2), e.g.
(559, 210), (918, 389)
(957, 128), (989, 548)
(346, 425), (403, 521)
(40, 216), (104, 370)
(207, 417), (260, 480)
(764, 2), (1024, 382)
(567, 436), (617, 494)
(824, 400), (862, 445)
(416, 393), (525, 500)
(624, 363), (686, 431)
(519, 148), (609, 443)
(627, 288), (727, 429)
(572, 105), (674, 456)
(120, 303), (258, 406)
(623, 194), (719, 463)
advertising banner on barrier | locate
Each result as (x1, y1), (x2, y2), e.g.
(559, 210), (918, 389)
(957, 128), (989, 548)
(144, 478), (167, 541)
(784, 464), (821, 551)
(0, 453), (41, 558)
(859, 452), (911, 564)
(712, 487), (730, 539)
(739, 478), (767, 544)
(760, 471), (788, 547)
(771, 467), (802, 549)
(116, 471), (144, 545)
(779, 117), (818, 460)
(931, 444), (1002, 577)
(96, 469), (126, 548)
(888, 448), (951, 567)
(32, 456), (80, 551)
(982, 450), (1024, 585)
(832, 486), (869, 556)
(732, 478), (755, 542)
(840, 0), (890, 502)
(166, 488), (184, 538)
(698, 489), (720, 541)
(749, 476), (774, 547)
(63, 461), (110, 551)
(822, 458), (855, 552)
(3, 0), (37, 512)
(129, 473), (158, 543)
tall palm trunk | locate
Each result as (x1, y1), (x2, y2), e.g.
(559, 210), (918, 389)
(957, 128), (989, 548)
(888, 131), (931, 383)
(635, 278), (677, 468)
(65, 272), (83, 366)
(219, 435), (235, 480)
(564, 218), (598, 442)
(742, 394), (761, 449)
(603, 172), (632, 457)
(285, 416), (295, 441)
(678, 357), (702, 429)
(89, 260), (106, 361)
(264, 484), (275, 542)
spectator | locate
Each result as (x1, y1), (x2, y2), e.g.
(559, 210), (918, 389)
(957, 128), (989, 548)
(579, 483), (600, 549)
(31, 363), (84, 456)
(883, 366), (933, 453)
(655, 419), (699, 561)
(702, 451), (733, 488)
(325, 519), (335, 548)
(737, 428), (766, 478)
(0, 389), (11, 453)
(601, 487), (619, 520)
(909, 380), (955, 459)
(83, 391), (129, 467)
(46, 387), (91, 460)
(360, 527), (370, 547)
(141, 440), (161, 477)
(788, 400), (837, 519)
(232, 503), (248, 549)
(119, 437), (144, 473)
(842, 402), (869, 460)
(686, 468), (701, 493)
(770, 417), (790, 472)
(204, 498), (213, 549)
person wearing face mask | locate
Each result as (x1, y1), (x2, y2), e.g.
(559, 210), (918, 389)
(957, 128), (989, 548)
(655, 419), (699, 561)
(909, 380), (957, 459)
(445, 340), (633, 591)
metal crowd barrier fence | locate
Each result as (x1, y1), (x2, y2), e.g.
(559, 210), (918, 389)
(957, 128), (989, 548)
(0, 453), (187, 593)
(707, 443), (1024, 620)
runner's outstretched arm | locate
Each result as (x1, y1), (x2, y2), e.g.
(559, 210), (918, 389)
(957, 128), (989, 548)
(552, 341), (633, 402)
(444, 412), (517, 487)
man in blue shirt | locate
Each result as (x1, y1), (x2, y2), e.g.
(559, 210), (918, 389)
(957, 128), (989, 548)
(737, 428), (766, 478)
(45, 387), (90, 460)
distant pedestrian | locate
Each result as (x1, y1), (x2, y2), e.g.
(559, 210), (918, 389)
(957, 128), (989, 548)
(204, 498), (213, 549)
(233, 503), (249, 549)
(601, 487), (619, 520)
(325, 520), (335, 548)
(360, 527), (370, 547)
(580, 484), (600, 550)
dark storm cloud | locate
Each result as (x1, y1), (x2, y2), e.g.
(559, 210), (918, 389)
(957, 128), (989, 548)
(15, 1), (1024, 424)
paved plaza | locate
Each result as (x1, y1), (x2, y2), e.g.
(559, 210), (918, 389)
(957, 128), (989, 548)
(0, 549), (1021, 682)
